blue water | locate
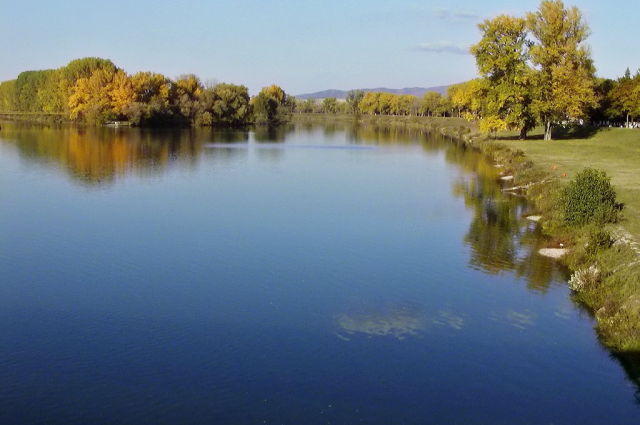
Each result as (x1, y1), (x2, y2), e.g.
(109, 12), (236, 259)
(0, 122), (638, 424)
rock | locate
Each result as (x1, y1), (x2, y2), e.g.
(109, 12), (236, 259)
(526, 215), (542, 222)
(538, 248), (569, 259)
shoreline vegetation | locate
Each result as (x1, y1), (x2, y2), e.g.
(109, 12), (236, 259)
(293, 112), (640, 352)
(0, 58), (294, 127)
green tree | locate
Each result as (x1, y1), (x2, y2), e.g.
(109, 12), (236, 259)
(171, 74), (203, 124)
(471, 15), (535, 138)
(0, 80), (18, 111)
(214, 83), (251, 125)
(610, 69), (640, 126)
(298, 98), (318, 113)
(251, 84), (292, 125)
(322, 97), (338, 114)
(346, 90), (364, 115)
(420, 92), (442, 116)
(527, 0), (597, 140)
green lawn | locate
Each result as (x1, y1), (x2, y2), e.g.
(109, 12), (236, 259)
(501, 127), (640, 239)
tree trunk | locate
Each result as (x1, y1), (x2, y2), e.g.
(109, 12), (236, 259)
(627, 112), (629, 128)
(519, 127), (528, 140)
(544, 121), (553, 141)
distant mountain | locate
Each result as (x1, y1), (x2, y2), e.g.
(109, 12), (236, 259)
(296, 86), (449, 100)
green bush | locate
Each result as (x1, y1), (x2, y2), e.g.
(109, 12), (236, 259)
(559, 168), (619, 226)
(586, 228), (614, 256)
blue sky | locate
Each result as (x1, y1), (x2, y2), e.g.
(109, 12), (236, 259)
(1, 0), (639, 96)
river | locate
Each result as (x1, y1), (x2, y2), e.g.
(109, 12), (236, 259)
(0, 121), (639, 424)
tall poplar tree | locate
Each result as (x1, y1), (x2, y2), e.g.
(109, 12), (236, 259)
(527, 0), (597, 140)
(471, 15), (535, 139)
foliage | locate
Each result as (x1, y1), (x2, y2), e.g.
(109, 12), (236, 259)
(419, 92), (443, 117)
(322, 97), (338, 114)
(449, 80), (487, 120)
(586, 228), (614, 256)
(479, 116), (508, 137)
(0, 57), (279, 127)
(251, 84), (293, 125)
(469, 1), (598, 140)
(345, 90), (364, 115)
(297, 98), (319, 113)
(0, 80), (18, 111)
(568, 264), (600, 292)
(559, 168), (619, 226)
(356, 92), (420, 116)
(471, 15), (536, 138)
(527, 0), (598, 140)
(196, 83), (251, 126)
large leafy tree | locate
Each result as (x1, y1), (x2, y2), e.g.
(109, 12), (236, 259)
(251, 84), (293, 125)
(471, 15), (535, 139)
(470, 1), (597, 140)
(527, 0), (597, 140)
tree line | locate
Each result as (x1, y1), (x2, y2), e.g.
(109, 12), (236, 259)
(295, 90), (457, 117)
(296, 1), (639, 141)
(0, 57), (293, 126)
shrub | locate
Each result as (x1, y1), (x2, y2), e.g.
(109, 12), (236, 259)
(586, 228), (614, 256)
(568, 265), (600, 292)
(559, 168), (619, 226)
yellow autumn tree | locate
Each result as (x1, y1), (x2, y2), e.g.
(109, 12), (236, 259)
(69, 68), (117, 122)
(109, 70), (136, 115)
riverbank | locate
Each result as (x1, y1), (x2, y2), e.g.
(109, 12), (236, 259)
(293, 113), (640, 351)
(0, 112), (69, 124)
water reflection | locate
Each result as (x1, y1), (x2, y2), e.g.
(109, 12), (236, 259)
(0, 120), (570, 293)
(335, 312), (422, 340)
(0, 123), (253, 185)
(334, 305), (467, 340)
(335, 303), (426, 340)
(3, 119), (640, 410)
(613, 352), (640, 404)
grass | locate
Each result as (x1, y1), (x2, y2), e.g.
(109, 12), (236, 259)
(499, 127), (640, 241)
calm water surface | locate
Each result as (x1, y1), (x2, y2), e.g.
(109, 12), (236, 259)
(1, 122), (639, 424)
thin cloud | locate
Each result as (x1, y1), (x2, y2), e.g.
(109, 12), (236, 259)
(413, 42), (471, 55)
(434, 8), (479, 22)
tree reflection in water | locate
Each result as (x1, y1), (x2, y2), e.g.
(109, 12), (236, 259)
(3, 120), (640, 400)
(0, 123), (248, 185)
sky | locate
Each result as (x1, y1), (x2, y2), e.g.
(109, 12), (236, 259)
(1, 0), (640, 96)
